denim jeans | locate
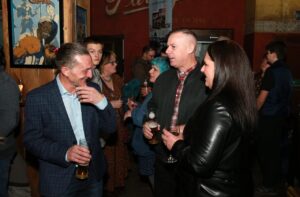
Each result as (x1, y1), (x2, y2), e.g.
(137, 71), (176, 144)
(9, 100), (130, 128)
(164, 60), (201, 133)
(63, 177), (103, 197)
(0, 156), (14, 197)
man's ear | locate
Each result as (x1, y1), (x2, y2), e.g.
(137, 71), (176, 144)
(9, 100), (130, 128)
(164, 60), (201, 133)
(61, 66), (70, 77)
(187, 43), (196, 54)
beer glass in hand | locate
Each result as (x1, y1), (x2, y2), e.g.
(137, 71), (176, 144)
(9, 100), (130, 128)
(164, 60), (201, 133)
(147, 110), (159, 145)
(75, 139), (89, 180)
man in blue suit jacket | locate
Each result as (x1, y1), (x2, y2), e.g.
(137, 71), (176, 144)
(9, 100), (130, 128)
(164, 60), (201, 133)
(24, 43), (116, 197)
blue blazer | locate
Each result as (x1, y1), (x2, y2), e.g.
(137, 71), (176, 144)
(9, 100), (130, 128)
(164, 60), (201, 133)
(24, 79), (116, 196)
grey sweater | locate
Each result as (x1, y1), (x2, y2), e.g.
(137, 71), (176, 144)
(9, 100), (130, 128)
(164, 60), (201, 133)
(0, 69), (20, 158)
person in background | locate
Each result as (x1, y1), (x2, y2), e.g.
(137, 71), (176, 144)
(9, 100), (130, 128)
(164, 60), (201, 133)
(255, 40), (293, 195)
(0, 47), (20, 197)
(254, 54), (270, 97)
(99, 51), (129, 194)
(83, 36), (104, 92)
(131, 45), (156, 84)
(162, 40), (257, 197)
(83, 36), (107, 148)
(143, 29), (207, 197)
(124, 57), (170, 190)
(159, 46), (168, 58)
(23, 43), (116, 197)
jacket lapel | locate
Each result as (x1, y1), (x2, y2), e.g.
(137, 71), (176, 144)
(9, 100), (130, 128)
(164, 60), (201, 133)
(49, 79), (76, 139)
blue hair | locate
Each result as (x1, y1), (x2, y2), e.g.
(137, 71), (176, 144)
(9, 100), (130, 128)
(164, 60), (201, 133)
(151, 57), (170, 74)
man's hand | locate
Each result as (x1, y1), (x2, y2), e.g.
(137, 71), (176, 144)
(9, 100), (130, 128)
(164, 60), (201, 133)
(66, 145), (91, 165)
(143, 121), (160, 139)
(76, 86), (105, 105)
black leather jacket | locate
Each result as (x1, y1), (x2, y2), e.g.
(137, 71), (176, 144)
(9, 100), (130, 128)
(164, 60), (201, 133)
(172, 99), (249, 197)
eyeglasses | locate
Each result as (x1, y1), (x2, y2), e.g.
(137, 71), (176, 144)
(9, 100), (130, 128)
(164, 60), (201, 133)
(106, 61), (118, 65)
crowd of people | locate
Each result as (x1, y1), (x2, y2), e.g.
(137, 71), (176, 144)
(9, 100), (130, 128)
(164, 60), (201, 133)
(0, 28), (296, 197)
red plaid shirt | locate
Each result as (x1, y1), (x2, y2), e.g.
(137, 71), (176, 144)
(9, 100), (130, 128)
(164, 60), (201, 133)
(170, 66), (196, 130)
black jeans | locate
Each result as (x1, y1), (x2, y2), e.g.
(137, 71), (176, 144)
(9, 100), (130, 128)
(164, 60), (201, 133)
(255, 115), (285, 188)
(154, 159), (177, 197)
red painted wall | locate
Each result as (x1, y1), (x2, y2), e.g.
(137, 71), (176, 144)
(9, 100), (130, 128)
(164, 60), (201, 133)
(91, 0), (246, 81)
(245, 32), (300, 79)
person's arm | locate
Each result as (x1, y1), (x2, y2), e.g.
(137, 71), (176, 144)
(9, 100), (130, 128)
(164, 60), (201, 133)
(23, 92), (71, 167)
(172, 102), (233, 177)
(256, 90), (269, 110)
(0, 79), (19, 138)
(256, 68), (274, 110)
(132, 94), (152, 127)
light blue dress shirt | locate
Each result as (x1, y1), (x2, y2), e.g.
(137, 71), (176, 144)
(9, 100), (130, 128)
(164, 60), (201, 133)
(56, 75), (108, 144)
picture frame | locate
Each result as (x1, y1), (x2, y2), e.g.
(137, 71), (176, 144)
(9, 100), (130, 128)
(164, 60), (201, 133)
(7, 0), (63, 68)
(75, 5), (87, 42)
(74, 0), (90, 42)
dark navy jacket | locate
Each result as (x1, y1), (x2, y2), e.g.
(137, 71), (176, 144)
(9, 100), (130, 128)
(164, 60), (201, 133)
(24, 79), (116, 196)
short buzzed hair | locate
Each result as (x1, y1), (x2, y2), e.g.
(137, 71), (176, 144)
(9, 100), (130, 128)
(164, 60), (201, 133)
(168, 29), (197, 42)
(168, 29), (198, 51)
(55, 42), (90, 71)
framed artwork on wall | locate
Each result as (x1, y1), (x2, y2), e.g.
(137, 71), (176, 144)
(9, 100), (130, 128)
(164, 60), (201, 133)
(7, 0), (63, 68)
(75, 5), (87, 42)
(74, 0), (90, 42)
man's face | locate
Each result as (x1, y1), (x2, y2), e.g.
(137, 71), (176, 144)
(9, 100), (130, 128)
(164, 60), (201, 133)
(63, 55), (93, 87)
(166, 32), (190, 69)
(86, 43), (103, 66)
(144, 50), (155, 61)
(266, 50), (277, 64)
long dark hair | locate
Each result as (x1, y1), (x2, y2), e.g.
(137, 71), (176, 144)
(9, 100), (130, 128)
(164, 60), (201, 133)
(206, 40), (257, 130)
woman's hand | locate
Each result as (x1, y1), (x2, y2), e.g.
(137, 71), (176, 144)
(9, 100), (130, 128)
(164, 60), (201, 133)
(162, 127), (183, 150)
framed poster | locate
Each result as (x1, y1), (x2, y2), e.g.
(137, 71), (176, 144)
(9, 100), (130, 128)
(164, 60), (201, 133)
(75, 5), (87, 42)
(7, 0), (63, 68)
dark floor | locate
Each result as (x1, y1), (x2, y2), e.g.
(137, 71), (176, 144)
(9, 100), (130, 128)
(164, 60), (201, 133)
(8, 151), (297, 197)
(117, 159), (153, 197)
(115, 153), (290, 197)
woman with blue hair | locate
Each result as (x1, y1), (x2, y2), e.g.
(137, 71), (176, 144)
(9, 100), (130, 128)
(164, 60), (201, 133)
(124, 57), (170, 189)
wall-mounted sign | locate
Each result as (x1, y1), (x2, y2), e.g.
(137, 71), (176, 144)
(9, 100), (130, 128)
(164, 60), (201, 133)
(105, 0), (181, 16)
(149, 0), (172, 43)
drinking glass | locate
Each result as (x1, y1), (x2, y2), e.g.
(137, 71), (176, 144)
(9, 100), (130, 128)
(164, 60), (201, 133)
(75, 139), (89, 180)
(165, 126), (179, 164)
(148, 120), (159, 145)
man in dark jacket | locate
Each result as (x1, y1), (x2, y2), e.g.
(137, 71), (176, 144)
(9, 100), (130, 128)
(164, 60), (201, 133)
(0, 47), (20, 197)
(143, 29), (207, 197)
(24, 43), (116, 197)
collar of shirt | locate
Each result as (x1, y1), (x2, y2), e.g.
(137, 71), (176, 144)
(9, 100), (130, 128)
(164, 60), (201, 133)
(56, 75), (75, 96)
(177, 64), (196, 81)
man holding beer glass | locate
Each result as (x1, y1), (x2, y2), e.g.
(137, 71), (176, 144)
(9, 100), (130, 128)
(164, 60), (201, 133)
(24, 43), (116, 197)
(143, 29), (207, 197)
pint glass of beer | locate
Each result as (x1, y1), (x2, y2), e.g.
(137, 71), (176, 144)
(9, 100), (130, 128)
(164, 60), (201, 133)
(75, 139), (89, 180)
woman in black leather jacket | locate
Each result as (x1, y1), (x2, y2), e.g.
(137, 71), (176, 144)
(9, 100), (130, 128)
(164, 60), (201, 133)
(162, 40), (257, 197)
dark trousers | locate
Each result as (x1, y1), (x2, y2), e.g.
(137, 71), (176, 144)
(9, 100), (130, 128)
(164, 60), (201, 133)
(0, 155), (15, 197)
(255, 115), (284, 188)
(42, 176), (103, 197)
(154, 159), (177, 197)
